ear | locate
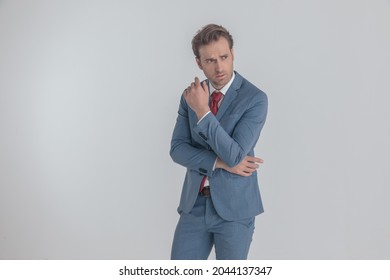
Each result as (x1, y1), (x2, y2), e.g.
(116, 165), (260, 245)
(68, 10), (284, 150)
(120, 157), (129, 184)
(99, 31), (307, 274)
(231, 48), (235, 61)
(195, 57), (203, 70)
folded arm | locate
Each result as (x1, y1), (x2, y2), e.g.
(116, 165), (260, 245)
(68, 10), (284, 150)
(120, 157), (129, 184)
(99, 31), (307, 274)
(193, 92), (268, 168)
(216, 156), (263, 177)
(170, 78), (267, 176)
(170, 94), (216, 176)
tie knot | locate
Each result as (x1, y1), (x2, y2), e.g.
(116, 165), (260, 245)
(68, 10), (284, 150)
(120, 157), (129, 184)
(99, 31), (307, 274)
(211, 91), (222, 102)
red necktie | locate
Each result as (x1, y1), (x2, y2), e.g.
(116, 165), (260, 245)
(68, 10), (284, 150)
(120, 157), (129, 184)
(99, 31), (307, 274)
(200, 91), (223, 192)
(210, 91), (223, 115)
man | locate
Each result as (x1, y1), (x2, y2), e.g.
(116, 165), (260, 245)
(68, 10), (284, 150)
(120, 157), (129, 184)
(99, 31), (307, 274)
(170, 24), (268, 260)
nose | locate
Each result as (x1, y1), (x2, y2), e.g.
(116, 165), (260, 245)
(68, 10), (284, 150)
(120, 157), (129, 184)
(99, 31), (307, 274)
(215, 60), (222, 72)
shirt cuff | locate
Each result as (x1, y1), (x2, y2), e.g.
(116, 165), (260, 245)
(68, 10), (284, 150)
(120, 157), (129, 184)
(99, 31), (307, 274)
(197, 111), (211, 125)
(212, 158), (217, 171)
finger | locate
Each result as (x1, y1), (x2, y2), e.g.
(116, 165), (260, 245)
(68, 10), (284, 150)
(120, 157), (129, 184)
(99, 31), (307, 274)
(194, 77), (200, 87)
(236, 165), (254, 174)
(183, 87), (191, 98)
(246, 162), (259, 169)
(240, 162), (257, 171)
(241, 171), (252, 177)
(246, 156), (264, 163)
(201, 81), (209, 93)
(245, 164), (258, 171)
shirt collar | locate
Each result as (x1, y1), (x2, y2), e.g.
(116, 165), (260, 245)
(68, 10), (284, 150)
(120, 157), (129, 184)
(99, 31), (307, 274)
(209, 72), (235, 96)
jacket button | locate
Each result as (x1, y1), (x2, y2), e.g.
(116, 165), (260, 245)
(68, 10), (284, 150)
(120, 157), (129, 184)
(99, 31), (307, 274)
(199, 132), (207, 141)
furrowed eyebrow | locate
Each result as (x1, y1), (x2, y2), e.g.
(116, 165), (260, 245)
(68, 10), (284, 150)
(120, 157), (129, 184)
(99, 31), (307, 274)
(204, 54), (229, 62)
(205, 58), (217, 61)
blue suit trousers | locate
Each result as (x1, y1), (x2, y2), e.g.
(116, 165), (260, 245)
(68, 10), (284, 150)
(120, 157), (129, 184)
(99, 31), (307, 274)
(171, 194), (255, 260)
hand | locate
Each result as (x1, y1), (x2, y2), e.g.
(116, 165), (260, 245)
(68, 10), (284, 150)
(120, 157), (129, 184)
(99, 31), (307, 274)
(183, 77), (210, 120)
(216, 156), (264, 177)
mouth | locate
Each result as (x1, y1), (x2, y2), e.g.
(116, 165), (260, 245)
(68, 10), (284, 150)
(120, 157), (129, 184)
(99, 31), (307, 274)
(215, 73), (225, 79)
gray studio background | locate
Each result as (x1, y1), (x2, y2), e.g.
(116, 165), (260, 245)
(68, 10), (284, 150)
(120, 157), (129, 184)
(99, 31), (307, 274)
(1, 0), (389, 259)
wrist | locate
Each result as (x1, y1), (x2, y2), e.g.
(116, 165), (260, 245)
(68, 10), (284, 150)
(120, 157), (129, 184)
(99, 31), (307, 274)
(215, 157), (226, 170)
(215, 158), (222, 169)
(196, 108), (211, 121)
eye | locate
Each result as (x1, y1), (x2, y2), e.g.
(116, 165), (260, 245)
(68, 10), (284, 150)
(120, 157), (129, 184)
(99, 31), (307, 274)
(205, 59), (213, 64)
(221, 55), (228, 60)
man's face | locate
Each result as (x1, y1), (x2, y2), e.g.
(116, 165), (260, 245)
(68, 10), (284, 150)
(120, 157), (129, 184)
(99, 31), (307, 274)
(196, 37), (234, 90)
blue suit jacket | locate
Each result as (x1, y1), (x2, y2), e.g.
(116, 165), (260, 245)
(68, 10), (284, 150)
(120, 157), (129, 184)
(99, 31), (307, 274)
(170, 72), (268, 221)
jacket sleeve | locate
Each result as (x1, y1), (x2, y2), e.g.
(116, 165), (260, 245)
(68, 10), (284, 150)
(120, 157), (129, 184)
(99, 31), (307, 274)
(170, 94), (217, 177)
(193, 91), (268, 168)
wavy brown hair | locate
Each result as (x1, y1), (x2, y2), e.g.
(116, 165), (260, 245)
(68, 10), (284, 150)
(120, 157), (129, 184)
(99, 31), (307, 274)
(191, 24), (234, 58)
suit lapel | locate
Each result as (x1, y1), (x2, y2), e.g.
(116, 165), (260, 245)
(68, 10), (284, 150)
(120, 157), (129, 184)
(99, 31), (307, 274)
(215, 72), (243, 120)
(216, 87), (237, 119)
